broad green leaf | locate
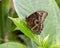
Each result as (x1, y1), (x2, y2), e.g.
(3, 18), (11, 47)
(0, 42), (26, 48)
(13, 0), (60, 45)
(52, 0), (60, 44)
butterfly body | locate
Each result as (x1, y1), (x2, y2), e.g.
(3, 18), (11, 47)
(26, 11), (48, 34)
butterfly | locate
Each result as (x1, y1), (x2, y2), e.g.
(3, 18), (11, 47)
(25, 11), (48, 34)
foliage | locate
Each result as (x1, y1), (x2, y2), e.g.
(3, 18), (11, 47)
(0, 42), (26, 48)
(0, 0), (60, 48)
(55, 0), (60, 8)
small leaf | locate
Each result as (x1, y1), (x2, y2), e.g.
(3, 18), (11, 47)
(43, 35), (49, 47)
(50, 44), (60, 48)
(43, 35), (49, 48)
(8, 17), (40, 45)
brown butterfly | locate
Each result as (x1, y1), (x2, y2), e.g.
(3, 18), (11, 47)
(25, 11), (48, 34)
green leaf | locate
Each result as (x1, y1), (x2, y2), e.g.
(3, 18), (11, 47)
(43, 35), (49, 48)
(50, 44), (60, 48)
(8, 17), (40, 45)
(0, 42), (26, 48)
(38, 46), (43, 48)
(0, 0), (10, 43)
(53, 0), (60, 45)
(0, 0), (19, 43)
(13, 0), (60, 45)
(55, 0), (60, 8)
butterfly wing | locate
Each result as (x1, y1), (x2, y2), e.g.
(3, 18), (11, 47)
(25, 11), (48, 34)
